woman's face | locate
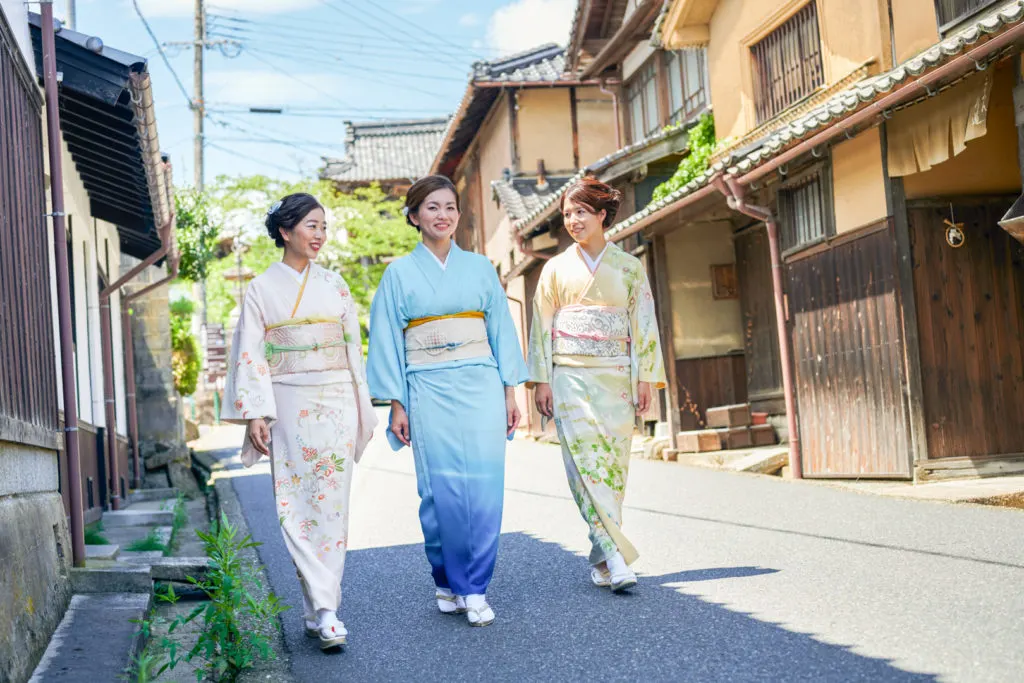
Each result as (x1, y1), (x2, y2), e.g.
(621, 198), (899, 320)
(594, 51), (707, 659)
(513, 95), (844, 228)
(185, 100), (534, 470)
(412, 188), (460, 243)
(562, 197), (606, 246)
(281, 207), (326, 261)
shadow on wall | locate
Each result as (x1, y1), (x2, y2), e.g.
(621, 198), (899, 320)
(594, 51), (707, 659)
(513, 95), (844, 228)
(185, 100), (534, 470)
(228, 467), (939, 682)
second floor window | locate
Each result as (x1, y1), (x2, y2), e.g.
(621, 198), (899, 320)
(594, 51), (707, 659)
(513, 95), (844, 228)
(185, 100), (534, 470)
(666, 49), (708, 123)
(751, 1), (824, 125)
(935, 0), (1000, 30)
(625, 61), (659, 143)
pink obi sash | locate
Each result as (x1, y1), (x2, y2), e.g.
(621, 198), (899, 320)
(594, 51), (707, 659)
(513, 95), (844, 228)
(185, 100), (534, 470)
(552, 305), (630, 358)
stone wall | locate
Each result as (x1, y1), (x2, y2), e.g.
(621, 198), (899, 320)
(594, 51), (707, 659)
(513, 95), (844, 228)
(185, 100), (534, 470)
(122, 260), (194, 492)
(0, 441), (71, 683)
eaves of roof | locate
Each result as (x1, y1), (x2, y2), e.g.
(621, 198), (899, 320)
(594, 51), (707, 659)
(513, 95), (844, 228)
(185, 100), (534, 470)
(604, 0), (1024, 242)
(29, 14), (171, 260)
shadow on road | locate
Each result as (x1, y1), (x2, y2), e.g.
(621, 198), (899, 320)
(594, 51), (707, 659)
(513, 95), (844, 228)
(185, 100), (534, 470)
(228, 469), (938, 683)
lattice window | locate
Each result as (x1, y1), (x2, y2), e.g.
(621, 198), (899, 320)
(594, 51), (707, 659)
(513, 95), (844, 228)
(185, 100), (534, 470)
(625, 60), (660, 143)
(935, 0), (1000, 30)
(666, 48), (708, 123)
(751, 2), (824, 125)
(777, 165), (834, 253)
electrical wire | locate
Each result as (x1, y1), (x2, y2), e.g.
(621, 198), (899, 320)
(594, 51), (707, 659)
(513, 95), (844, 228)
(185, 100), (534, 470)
(207, 141), (305, 175)
(132, 0), (192, 106)
(361, 0), (491, 60)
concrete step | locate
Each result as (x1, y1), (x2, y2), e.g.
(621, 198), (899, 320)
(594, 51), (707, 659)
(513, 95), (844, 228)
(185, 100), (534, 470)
(70, 566), (152, 594)
(102, 508), (174, 528)
(102, 525), (171, 548)
(128, 487), (177, 504)
(84, 544), (120, 561)
(118, 550), (164, 561)
(29, 593), (151, 683)
(120, 556), (211, 582)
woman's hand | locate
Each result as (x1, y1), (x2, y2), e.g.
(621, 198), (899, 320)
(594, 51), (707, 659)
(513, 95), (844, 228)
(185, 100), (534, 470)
(636, 381), (653, 415)
(534, 382), (554, 418)
(505, 386), (521, 437)
(248, 418), (271, 455)
(390, 400), (411, 447)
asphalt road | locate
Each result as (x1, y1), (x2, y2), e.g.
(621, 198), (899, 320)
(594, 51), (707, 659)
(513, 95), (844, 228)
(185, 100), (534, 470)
(224, 413), (1024, 682)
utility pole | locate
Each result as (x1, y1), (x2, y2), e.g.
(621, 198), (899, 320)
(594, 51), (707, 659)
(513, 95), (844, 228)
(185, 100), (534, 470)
(193, 0), (204, 191)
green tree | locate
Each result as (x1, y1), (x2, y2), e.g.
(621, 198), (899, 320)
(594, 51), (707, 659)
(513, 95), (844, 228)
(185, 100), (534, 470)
(174, 189), (220, 282)
(170, 298), (200, 396)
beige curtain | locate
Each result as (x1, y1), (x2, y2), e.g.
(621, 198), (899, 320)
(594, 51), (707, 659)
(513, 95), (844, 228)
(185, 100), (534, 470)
(887, 71), (993, 177)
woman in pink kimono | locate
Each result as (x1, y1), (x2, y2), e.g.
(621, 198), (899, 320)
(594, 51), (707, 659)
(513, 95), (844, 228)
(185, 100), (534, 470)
(222, 193), (377, 650)
(528, 177), (666, 593)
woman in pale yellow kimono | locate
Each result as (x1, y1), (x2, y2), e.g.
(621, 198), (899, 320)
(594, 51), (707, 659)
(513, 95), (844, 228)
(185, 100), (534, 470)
(528, 177), (666, 592)
(222, 193), (377, 650)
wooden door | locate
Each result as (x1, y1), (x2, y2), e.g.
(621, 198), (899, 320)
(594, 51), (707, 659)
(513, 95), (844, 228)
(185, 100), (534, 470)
(735, 226), (784, 413)
(787, 224), (913, 478)
(909, 201), (1024, 460)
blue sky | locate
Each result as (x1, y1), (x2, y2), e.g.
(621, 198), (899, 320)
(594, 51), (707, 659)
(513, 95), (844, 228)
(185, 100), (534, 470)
(65, 0), (575, 187)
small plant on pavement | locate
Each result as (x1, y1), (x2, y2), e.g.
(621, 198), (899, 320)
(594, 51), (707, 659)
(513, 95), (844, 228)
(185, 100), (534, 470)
(84, 521), (110, 545)
(139, 513), (287, 682)
(164, 493), (189, 556)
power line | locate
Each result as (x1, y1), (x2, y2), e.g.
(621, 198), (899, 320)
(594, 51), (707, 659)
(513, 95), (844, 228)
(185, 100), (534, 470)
(361, 0), (492, 59)
(207, 141), (304, 175)
(132, 0), (192, 106)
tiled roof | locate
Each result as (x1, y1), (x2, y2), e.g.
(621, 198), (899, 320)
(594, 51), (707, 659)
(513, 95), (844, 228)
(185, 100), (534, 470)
(493, 175), (576, 221)
(321, 117), (448, 183)
(649, 0), (671, 47)
(606, 0), (1024, 240)
(471, 43), (567, 82)
(512, 116), (699, 232)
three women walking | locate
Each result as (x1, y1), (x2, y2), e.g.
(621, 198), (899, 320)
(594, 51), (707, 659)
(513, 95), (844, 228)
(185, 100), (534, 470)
(366, 175), (529, 627)
(222, 193), (377, 650)
(222, 173), (663, 647)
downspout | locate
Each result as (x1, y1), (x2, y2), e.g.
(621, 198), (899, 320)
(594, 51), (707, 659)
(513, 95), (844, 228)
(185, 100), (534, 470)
(714, 176), (803, 479)
(40, 0), (86, 566)
(599, 77), (622, 150)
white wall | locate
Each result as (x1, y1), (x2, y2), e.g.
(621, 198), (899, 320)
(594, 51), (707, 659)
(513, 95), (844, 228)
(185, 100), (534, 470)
(0, 0), (35, 79)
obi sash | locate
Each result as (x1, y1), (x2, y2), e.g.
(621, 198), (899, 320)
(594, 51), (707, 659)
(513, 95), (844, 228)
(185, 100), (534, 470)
(552, 305), (630, 358)
(404, 312), (490, 365)
(264, 319), (349, 378)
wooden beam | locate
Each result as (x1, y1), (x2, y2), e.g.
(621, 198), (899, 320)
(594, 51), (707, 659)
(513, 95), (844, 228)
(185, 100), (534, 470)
(652, 234), (681, 450)
(509, 92), (520, 174)
(570, 86), (580, 169)
(881, 122), (930, 476)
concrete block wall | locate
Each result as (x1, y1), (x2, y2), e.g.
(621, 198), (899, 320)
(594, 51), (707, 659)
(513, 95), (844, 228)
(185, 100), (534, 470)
(0, 440), (71, 683)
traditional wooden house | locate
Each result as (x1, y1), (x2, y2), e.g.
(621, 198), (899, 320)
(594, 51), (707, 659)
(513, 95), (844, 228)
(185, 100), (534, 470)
(606, 0), (1024, 479)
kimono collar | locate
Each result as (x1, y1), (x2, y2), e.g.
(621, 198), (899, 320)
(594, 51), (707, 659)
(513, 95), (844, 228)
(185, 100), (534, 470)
(412, 242), (460, 277)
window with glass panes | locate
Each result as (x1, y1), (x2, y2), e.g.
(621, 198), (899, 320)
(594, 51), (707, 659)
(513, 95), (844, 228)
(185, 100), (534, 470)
(666, 49), (708, 122)
(625, 60), (659, 143)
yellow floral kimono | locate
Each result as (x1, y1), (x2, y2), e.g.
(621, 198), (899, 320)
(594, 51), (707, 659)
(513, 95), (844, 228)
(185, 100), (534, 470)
(222, 262), (377, 619)
(528, 243), (665, 566)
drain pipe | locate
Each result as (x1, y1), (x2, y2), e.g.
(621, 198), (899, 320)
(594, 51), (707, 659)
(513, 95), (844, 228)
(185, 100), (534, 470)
(40, 0), (86, 566)
(599, 78), (622, 150)
(715, 176), (803, 479)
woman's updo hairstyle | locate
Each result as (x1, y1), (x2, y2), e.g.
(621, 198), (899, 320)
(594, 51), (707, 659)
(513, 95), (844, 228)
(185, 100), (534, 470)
(402, 175), (459, 231)
(265, 192), (323, 248)
(560, 176), (623, 228)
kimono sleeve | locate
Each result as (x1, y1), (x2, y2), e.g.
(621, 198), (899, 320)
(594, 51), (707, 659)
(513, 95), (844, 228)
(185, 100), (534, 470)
(628, 262), (667, 389)
(526, 261), (556, 388)
(336, 275), (378, 461)
(366, 267), (408, 451)
(485, 266), (529, 387)
(221, 287), (277, 425)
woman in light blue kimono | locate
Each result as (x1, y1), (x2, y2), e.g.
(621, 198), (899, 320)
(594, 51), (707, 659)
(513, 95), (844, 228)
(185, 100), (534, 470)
(367, 175), (528, 627)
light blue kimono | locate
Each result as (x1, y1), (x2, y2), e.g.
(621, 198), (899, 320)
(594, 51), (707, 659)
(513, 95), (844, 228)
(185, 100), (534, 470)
(367, 243), (529, 596)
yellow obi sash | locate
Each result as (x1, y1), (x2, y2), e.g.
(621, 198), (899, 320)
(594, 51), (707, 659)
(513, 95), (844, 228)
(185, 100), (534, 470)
(404, 312), (490, 365)
(264, 319), (349, 377)
(552, 304), (630, 359)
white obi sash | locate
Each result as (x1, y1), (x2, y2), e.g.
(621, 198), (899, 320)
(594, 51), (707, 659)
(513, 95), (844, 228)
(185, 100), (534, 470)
(264, 320), (350, 378)
(552, 305), (630, 358)
(404, 316), (491, 366)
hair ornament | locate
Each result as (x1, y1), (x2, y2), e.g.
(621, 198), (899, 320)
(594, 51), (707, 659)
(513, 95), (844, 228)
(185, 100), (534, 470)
(401, 205), (410, 217)
(267, 200), (283, 216)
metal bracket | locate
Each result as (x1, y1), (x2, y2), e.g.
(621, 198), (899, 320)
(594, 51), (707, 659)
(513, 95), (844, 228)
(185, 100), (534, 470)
(45, 211), (66, 217)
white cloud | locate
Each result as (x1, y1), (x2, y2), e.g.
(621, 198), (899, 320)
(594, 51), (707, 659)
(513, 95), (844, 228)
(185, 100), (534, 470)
(485, 0), (575, 56)
(130, 0), (321, 19)
(459, 13), (481, 27)
(206, 69), (341, 106)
